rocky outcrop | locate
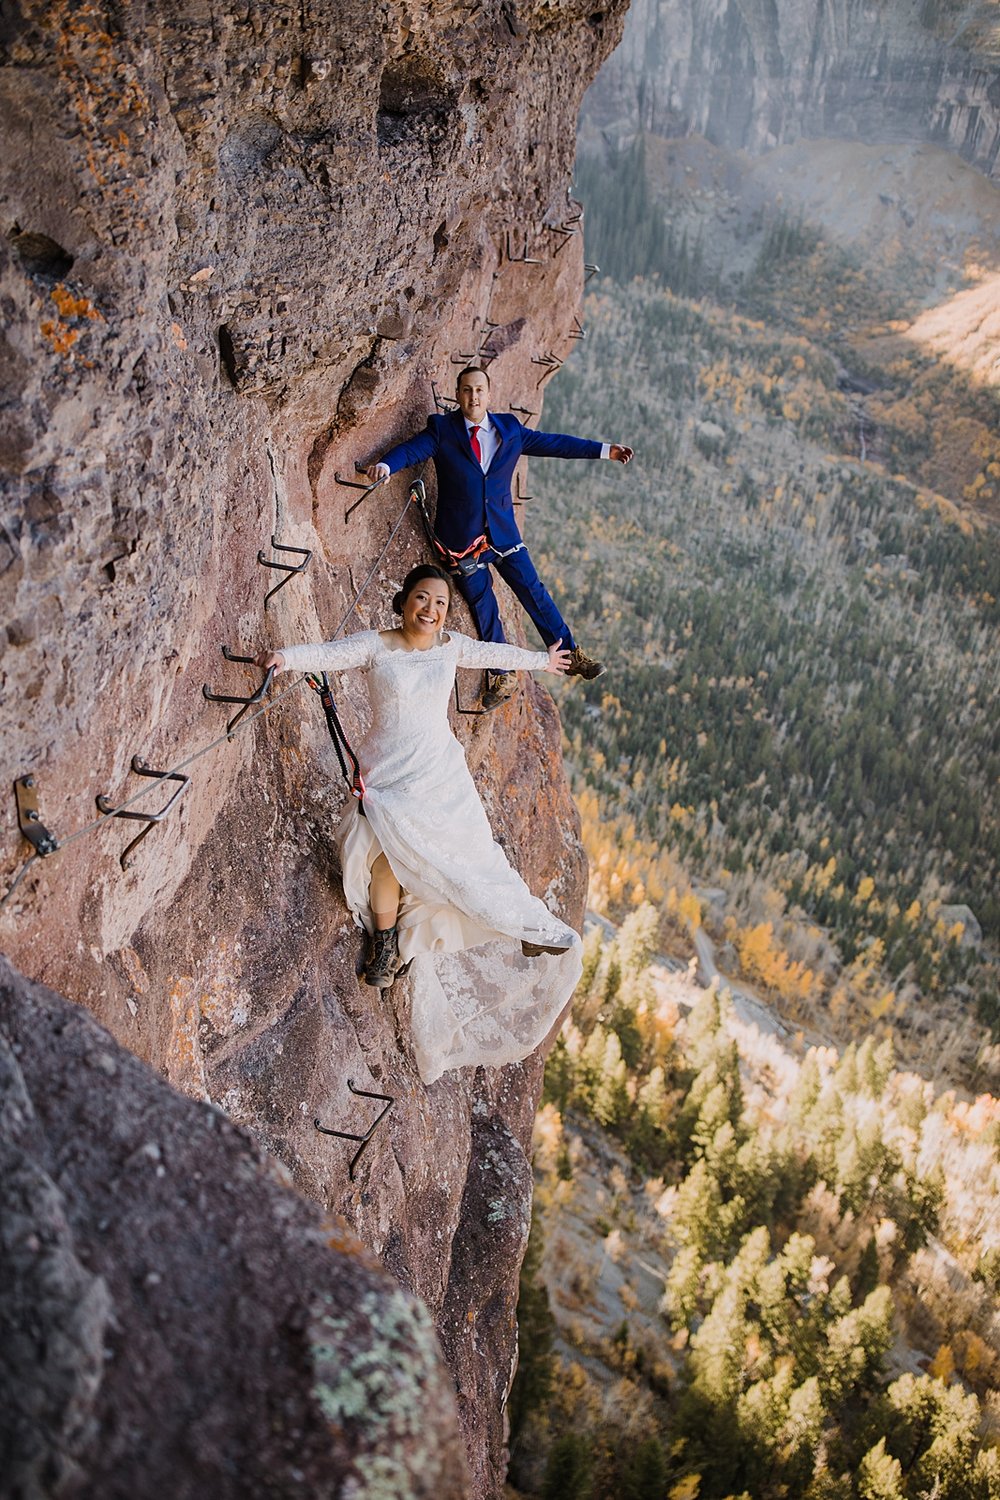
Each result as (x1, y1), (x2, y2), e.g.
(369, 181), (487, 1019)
(0, 955), (468, 1499)
(0, 1), (626, 1492)
(582, 0), (1000, 175)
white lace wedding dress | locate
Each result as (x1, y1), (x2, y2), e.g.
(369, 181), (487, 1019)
(279, 629), (583, 1084)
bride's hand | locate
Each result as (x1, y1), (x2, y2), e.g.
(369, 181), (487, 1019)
(545, 639), (572, 675)
(255, 650), (285, 673)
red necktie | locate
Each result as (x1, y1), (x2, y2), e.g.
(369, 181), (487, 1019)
(470, 425), (482, 464)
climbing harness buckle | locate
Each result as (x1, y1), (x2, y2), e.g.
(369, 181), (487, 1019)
(408, 480), (523, 578)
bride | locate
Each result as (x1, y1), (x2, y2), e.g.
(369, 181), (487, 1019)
(257, 564), (583, 1085)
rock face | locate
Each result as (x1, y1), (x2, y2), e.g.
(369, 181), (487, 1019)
(0, 2), (626, 1492)
(583, 0), (1000, 175)
(0, 955), (468, 1499)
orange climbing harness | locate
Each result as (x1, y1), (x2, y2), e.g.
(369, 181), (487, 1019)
(408, 480), (523, 578)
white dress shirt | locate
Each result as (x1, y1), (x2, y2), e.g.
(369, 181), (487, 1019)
(465, 414), (611, 470)
(465, 415), (500, 472)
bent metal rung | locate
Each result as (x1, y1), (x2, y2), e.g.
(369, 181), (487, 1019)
(258, 535), (312, 608)
(454, 679), (487, 717)
(504, 228), (543, 266)
(431, 380), (458, 414)
(343, 469), (387, 523)
(96, 756), (190, 869)
(202, 647), (276, 737)
(532, 352), (563, 389)
(315, 1078), (394, 1180)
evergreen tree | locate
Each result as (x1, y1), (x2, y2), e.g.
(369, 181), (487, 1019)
(541, 1431), (593, 1500)
(619, 1435), (669, 1500)
(857, 1438), (905, 1500)
(507, 1213), (556, 1448)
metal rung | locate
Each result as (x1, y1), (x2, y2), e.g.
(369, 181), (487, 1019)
(96, 756), (190, 869)
(547, 223), (579, 257)
(432, 380), (458, 413)
(532, 352), (563, 389)
(504, 229), (543, 266)
(258, 535), (312, 607)
(343, 469), (386, 522)
(202, 647), (276, 737)
(315, 1078), (394, 1180)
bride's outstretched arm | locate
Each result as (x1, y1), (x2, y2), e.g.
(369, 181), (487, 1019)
(256, 630), (377, 676)
(453, 633), (571, 674)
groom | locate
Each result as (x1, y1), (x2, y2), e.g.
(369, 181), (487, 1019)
(367, 365), (633, 708)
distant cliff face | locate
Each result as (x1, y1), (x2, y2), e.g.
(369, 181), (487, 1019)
(583, 0), (1000, 173)
(0, 2), (625, 1493)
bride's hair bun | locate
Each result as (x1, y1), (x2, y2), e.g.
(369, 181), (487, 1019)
(392, 589), (404, 614)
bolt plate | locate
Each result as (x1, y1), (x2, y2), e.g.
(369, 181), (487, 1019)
(14, 776), (58, 856)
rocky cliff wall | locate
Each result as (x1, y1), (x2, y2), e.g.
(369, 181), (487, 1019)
(0, 1), (627, 1493)
(0, 954), (470, 1499)
(582, 0), (1000, 174)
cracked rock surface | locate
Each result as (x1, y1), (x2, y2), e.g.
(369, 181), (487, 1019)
(0, 1), (626, 1492)
(0, 954), (468, 1499)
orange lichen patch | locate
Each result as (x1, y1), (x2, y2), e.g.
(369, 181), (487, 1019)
(166, 974), (208, 1099)
(39, 0), (150, 197)
(319, 1213), (377, 1264)
(41, 283), (104, 362)
(51, 283), (103, 322)
(170, 321), (189, 351)
(118, 944), (151, 996)
(40, 318), (81, 357)
(324, 1225), (364, 1257)
(195, 942), (252, 1037)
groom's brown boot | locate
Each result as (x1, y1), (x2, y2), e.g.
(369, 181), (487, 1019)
(564, 647), (606, 680)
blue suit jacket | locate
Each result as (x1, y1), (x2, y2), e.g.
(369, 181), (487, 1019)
(381, 409), (602, 553)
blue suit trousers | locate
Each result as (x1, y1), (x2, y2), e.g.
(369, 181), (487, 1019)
(457, 546), (576, 652)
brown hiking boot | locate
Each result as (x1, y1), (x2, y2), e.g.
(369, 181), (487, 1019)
(481, 670), (518, 710)
(522, 939), (571, 957)
(564, 647), (605, 680)
(364, 925), (402, 989)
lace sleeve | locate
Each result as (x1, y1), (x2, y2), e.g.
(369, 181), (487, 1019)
(279, 630), (377, 676)
(452, 633), (549, 672)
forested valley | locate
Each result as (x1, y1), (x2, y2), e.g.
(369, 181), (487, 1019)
(508, 912), (1000, 1499)
(507, 106), (1000, 1500)
(534, 137), (1000, 1075)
